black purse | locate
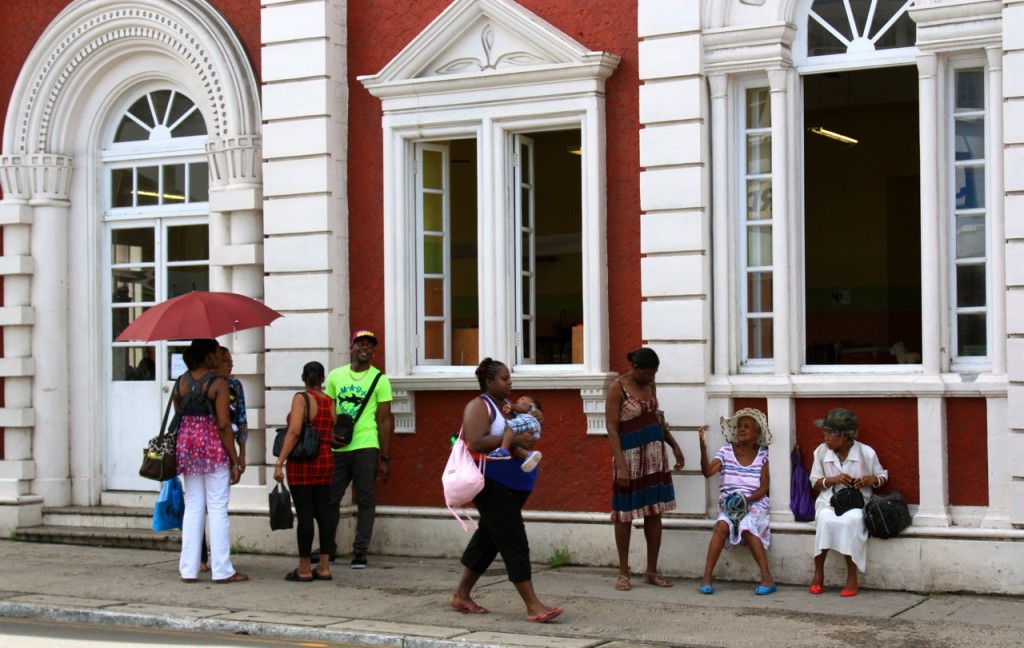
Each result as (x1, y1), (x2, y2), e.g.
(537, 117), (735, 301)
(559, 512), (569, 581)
(864, 491), (912, 538)
(268, 482), (294, 530)
(331, 372), (382, 449)
(273, 392), (320, 460)
(830, 486), (866, 516)
(140, 378), (179, 482)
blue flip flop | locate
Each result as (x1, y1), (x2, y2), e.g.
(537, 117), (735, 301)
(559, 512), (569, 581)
(755, 584), (778, 595)
(698, 584), (714, 595)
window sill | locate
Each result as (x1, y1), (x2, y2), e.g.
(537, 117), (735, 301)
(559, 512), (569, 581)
(391, 370), (613, 392)
(390, 370), (616, 435)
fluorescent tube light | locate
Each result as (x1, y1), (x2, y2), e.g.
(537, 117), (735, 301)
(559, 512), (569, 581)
(809, 126), (858, 145)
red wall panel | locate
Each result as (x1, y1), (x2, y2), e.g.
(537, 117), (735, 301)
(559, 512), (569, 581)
(377, 389), (607, 512)
(794, 398), (919, 504)
(946, 397), (987, 506)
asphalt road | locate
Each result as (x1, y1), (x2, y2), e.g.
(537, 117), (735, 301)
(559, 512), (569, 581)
(0, 616), (373, 647)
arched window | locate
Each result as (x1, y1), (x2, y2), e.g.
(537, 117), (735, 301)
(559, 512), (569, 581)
(797, 0), (917, 69)
(108, 91), (209, 208)
(114, 89), (207, 142)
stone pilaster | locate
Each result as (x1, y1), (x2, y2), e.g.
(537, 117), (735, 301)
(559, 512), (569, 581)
(0, 153), (74, 532)
(260, 0), (350, 481)
(638, 0), (707, 514)
(206, 135), (268, 508)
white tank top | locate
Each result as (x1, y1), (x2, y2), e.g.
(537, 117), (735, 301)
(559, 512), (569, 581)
(480, 394), (506, 437)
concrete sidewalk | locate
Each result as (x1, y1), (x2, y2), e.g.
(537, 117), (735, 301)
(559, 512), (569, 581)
(1, 540), (1022, 647)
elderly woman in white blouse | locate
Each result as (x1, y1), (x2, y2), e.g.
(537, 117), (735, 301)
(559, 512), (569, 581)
(808, 408), (888, 598)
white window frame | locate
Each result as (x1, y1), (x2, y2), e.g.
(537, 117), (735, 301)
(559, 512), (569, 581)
(513, 133), (537, 365)
(737, 80), (774, 371)
(358, 3), (619, 401)
(947, 56), (990, 372)
(390, 114), (600, 380)
(414, 142), (453, 366)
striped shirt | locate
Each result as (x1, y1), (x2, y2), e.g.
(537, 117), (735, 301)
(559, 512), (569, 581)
(715, 445), (768, 497)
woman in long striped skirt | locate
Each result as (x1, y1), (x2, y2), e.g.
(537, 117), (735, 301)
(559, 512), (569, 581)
(604, 347), (685, 592)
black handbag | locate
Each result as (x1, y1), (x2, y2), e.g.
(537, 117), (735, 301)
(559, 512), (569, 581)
(140, 379), (179, 482)
(273, 392), (319, 460)
(331, 372), (382, 449)
(830, 486), (866, 516)
(864, 491), (912, 538)
(268, 482), (294, 530)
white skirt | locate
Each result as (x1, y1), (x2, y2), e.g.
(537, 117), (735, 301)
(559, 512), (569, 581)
(814, 507), (868, 573)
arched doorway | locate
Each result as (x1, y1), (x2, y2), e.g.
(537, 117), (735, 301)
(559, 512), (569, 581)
(103, 89), (211, 490)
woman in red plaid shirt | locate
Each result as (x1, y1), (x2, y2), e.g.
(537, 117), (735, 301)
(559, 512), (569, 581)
(274, 361), (336, 582)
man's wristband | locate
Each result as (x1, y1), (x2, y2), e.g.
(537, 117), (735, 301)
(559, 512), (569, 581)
(380, 455), (391, 463)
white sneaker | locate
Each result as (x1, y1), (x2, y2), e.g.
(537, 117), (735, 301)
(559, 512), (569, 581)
(521, 451), (542, 472)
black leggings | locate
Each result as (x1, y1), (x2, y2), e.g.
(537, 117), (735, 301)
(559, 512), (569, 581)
(461, 477), (532, 583)
(290, 484), (331, 558)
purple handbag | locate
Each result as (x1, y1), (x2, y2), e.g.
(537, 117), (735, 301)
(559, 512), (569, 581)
(790, 446), (816, 521)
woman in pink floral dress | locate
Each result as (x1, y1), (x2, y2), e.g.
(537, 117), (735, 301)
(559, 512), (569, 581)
(174, 338), (247, 584)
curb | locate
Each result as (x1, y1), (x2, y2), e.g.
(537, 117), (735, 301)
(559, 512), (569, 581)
(0, 600), (591, 648)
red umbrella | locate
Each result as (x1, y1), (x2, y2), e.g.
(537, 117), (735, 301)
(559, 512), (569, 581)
(115, 291), (282, 342)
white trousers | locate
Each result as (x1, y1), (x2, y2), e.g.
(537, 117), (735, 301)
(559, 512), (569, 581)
(180, 465), (234, 580)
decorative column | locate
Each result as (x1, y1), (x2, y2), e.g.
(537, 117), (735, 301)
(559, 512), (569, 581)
(207, 135), (266, 509)
(0, 158), (41, 532)
(982, 45), (1010, 528)
(913, 53), (950, 526)
(918, 53), (941, 374)
(709, 74), (731, 376)
(28, 155), (73, 507)
(767, 68), (791, 377)
(987, 46), (1006, 375)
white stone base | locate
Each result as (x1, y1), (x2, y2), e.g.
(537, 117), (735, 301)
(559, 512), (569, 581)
(0, 497), (43, 536)
(365, 509), (1024, 595)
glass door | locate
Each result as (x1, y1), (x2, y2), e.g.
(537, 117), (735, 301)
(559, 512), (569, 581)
(105, 221), (208, 490)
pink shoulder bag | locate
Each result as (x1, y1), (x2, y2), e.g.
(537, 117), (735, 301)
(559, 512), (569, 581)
(442, 428), (486, 531)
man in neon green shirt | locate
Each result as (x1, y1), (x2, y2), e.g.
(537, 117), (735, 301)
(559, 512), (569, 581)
(323, 329), (393, 569)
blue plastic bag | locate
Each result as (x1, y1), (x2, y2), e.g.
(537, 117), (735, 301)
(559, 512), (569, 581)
(153, 477), (185, 531)
(790, 446), (816, 522)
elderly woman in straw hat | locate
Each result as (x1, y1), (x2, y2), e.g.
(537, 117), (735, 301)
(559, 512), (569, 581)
(697, 408), (776, 595)
(808, 407), (889, 597)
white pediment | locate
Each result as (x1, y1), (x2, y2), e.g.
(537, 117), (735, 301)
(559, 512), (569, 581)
(360, 0), (618, 95)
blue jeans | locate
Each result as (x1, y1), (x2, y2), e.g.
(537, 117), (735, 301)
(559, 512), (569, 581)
(326, 448), (378, 558)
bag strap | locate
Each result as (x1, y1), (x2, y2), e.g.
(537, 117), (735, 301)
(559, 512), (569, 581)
(479, 393), (498, 423)
(352, 371), (383, 423)
(180, 371), (217, 414)
(157, 377), (180, 440)
(300, 391), (312, 425)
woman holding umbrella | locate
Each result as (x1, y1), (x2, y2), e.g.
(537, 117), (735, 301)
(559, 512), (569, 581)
(175, 338), (248, 584)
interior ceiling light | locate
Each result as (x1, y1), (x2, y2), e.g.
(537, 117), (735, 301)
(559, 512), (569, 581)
(809, 126), (858, 145)
(566, 145), (582, 155)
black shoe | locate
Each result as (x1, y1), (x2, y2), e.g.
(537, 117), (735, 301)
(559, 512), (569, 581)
(351, 552), (367, 569)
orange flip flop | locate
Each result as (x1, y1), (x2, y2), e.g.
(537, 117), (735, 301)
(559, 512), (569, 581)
(527, 607), (564, 623)
(450, 601), (490, 614)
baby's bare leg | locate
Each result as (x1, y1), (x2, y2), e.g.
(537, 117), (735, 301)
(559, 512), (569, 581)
(511, 445), (530, 460)
(500, 425), (515, 451)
